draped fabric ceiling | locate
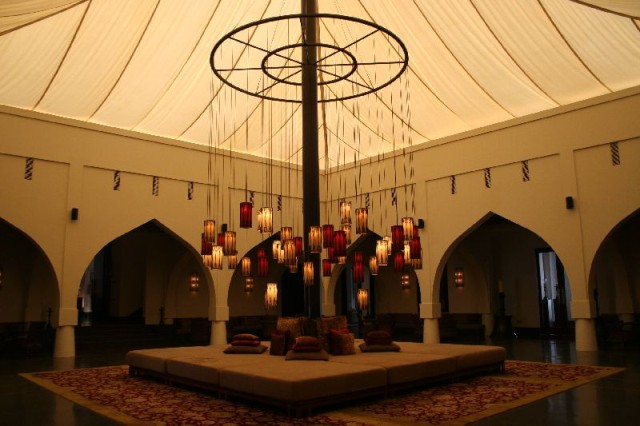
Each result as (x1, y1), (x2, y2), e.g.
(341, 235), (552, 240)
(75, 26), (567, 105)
(1, 0), (639, 169)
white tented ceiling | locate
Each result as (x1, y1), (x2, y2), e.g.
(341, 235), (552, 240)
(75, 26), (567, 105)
(1, 0), (639, 168)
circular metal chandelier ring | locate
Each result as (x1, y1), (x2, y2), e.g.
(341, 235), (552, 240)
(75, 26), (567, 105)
(210, 13), (409, 103)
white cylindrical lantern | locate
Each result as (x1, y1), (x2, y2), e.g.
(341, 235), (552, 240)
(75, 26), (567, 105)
(340, 200), (351, 224)
(369, 255), (378, 275)
(265, 283), (278, 310)
(376, 240), (388, 266)
(309, 225), (322, 253)
(227, 253), (238, 269)
(203, 219), (216, 243)
(211, 246), (223, 270)
(356, 208), (368, 234)
(280, 226), (293, 242)
(241, 257), (251, 277)
(258, 207), (273, 234)
(303, 261), (314, 286)
(402, 217), (414, 241)
(223, 231), (236, 255)
(342, 224), (351, 245)
(272, 240), (281, 259)
(357, 289), (368, 311)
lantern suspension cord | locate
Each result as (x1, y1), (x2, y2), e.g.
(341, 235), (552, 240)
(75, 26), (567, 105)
(207, 76), (215, 220)
(401, 66), (409, 218)
(389, 40), (399, 224)
(406, 71), (416, 217)
(245, 43), (249, 202)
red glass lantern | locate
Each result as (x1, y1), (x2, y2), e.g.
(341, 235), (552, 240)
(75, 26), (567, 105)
(294, 236), (304, 257)
(258, 256), (269, 278)
(410, 237), (421, 260)
(353, 261), (364, 284)
(413, 224), (420, 239)
(327, 246), (337, 263)
(391, 225), (404, 251)
(354, 251), (363, 263)
(322, 258), (332, 276)
(239, 201), (252, 228)
(201, 233), (212, 256)
(394, 251), (404, 273)
(257, 247), (266, 258)
(322, 224), (334, 248)
(333, 230), (347, 257)
(217, 232), (225, 248)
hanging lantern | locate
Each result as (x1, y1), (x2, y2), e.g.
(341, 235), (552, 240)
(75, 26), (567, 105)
(211, 246), (223, 270)
(353, 260), (364, 284)
(303, 261), (314, 286)
(189, 273), (199, 292)
(357, 289), (368, 311)
(404, 243), (411, 264)
(394, 251), (404, 273)
(337, 256), (346, 265)
(413, 224), (420, 239)
(239, 201), (253, 229)
(401, 273), (411, 289)
(410, 237), (421, 259)
(454, 267), (464, 289)
(241, 257), (251, 277)
(257, 247), (266, 259)
(217, 232), (225, 248)
(333, 230), (347, 257)
(223, 231), (236, 255)
(340, 200), (352, 224)
(354, 251), (363, 263)
(288, 262), (298, 273)
(391, 225), (404, 251)
(272, 240), (281, 259)
(280, 226), (293, 242)
(258, 207), (273, 234)
(309, 226), (322, 253)
(412, 252), (423, 269)
(294, 236), (304, 257)
(244, 277), (254, 293)
(342, 224), (352, 245)
(384, 235), (393, 255)
(227, 252), (238, 269)
(201, 233), (212, 256)
(376, 240), (388, 266)
(265, 283), (278, 310)
(203, 219), (216, 243)
(402, 217), (415, 241)
(322, 258), (332, 277)
(277, 248), (285, 264)
(355, 207), (368, 234)
(258, 256), (269, 278)
(327, 246), (337, 263)
(283, 239), (296, 265)
(369, 256), (378, 275)
(322, 224), (334, 248)
(203, 254), (214, 269)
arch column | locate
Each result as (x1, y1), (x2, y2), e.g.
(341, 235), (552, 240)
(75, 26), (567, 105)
(53, 307), (78, 358)
(572, 298), (598, 351)
(420, 302), (441, 344)
(208, 268), (230, 345)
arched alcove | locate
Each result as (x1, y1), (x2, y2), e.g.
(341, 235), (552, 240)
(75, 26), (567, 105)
(436, 213), (571, 338)
(0, 217), (58, 355)
(589, 209), (639, 322)
(78, 220), (210, 327)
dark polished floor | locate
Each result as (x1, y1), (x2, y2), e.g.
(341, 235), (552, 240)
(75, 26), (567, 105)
(0, 337), (638, 426)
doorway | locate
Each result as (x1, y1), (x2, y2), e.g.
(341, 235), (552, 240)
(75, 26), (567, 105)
(536, 249), (572, 336)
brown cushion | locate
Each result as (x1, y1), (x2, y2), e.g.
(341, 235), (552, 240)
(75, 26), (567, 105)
(292, 336), (322, 352)
(330, 332), (356, 355)
(224, 344), (268, 354)
(359, 342), (401, 352)
(317, 316), (348, 351)
(232, 333), (259, 341)
(269, 332), (287, 356)
(285, 349), (330, 361)
(365, 330), (393, 345)
(276, 317), (304, 350)
(230, 340), (261, 346)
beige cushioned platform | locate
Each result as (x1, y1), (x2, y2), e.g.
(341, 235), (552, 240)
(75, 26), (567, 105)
(126, 346), (215, 374)
(396, 342), (506, 371)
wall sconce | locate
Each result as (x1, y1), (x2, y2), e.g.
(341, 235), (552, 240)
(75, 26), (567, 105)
(357, 288), (368, 311)
(401, 273), (410, 290)
(189, 273), (200, 292)
(454, 267), (464, 289)
(265, 283), (278, 310)
(244, 277), (254, 293)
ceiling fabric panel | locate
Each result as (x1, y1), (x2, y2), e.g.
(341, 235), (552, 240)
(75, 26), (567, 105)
(416, 0), (556, 117)
(571, 0), (640, 18)
(1, 0), (640, 167)
(0, 0), (86, 34)
(473, 0), (609, 104)
(543, 0), (640, 91)
(0, 4), (85, 108)
(36, 0), (158, 119)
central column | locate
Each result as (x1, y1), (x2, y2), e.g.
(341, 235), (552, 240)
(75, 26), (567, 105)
(301, 0), (321, 318)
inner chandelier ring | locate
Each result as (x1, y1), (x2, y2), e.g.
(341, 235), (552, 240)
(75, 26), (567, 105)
(210, 13), (409, 103)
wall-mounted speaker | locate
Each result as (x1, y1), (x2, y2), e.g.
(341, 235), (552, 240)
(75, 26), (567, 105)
(71, 208), (79, 221)
(221, 223), (228, 233)
(565, 196), (574, 210)
(417, 218), (425, 229)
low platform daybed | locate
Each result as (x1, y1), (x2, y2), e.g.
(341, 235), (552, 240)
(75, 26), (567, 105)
(127, 340), (506, 416)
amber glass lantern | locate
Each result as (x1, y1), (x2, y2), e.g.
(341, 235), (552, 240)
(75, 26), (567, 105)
(309, 225), (322, 253)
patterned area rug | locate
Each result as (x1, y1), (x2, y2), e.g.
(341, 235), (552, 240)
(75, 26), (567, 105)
(21, 361), (622, 426)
